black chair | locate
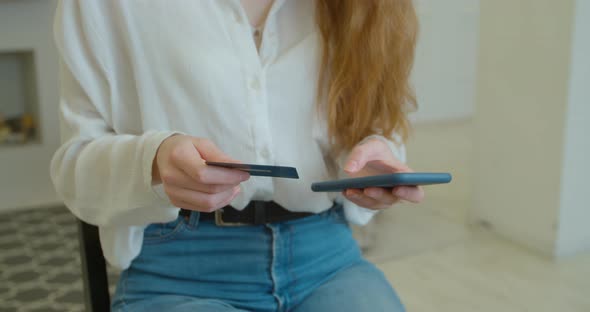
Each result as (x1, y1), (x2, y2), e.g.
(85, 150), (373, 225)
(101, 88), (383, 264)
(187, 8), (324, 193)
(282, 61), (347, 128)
(77, 220), (111, 312)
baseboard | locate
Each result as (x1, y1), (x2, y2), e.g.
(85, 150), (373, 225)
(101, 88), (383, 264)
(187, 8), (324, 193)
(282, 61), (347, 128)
(468, 216), (556, 259)
(0, 200), (64, 214)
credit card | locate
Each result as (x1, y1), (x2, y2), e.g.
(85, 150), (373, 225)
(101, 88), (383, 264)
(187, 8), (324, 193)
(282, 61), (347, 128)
(205, 161), (299, 179)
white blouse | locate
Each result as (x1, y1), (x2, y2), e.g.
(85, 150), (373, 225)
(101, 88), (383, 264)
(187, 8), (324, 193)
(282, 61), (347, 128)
(51, 0), (406, 269)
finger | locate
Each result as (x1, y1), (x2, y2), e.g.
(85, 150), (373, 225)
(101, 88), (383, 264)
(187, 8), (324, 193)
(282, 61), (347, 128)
(171, 150), (249, 184)
(167, 141), (206, 176)
(160, 168), (239, 194)
(218, 186), (241, 208)
(172, 191), (238, 212)
(193, 183), (239, 194)
(344, 138), (409, 174)
(168, 139), (249, 184)
(392, 186), (425, 203)
(192, 165), (250, 185)
(170, 187), (238, 212)
(193, 138), (241, 163)
(343, 189), (384, 210)
(168, 186), (239, 212)
(369, 158), (413, 174)
(170, 199), (201, 211)
(363, 187), (399, 205)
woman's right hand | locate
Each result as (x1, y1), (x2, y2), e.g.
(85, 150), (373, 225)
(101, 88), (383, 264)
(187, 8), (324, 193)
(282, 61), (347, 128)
(152, 135), (250, 212)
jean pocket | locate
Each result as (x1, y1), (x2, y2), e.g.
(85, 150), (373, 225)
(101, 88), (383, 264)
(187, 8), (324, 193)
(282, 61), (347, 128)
(143, 214), (187, 244)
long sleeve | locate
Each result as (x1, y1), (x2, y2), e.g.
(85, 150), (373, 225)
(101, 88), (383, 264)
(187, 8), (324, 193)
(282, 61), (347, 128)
(336, 135), (407, 225)
(50, 1), (179, 227)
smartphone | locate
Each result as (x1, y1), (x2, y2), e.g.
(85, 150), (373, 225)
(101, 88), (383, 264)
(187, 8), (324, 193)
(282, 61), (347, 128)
(311, 173), (452, 192)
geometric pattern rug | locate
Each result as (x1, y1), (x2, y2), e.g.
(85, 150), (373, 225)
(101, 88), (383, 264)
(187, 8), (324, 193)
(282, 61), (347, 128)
(0, 206), (119, 312)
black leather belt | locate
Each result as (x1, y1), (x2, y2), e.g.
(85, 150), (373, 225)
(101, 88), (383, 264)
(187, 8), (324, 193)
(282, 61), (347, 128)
(179, 201), (314, 226)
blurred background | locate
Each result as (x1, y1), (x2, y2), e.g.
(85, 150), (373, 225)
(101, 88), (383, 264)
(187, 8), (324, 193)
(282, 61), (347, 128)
(0, 0), (588, 311)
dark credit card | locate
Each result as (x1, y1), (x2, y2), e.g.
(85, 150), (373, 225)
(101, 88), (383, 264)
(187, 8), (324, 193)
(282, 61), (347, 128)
(205, 161), (299, 179)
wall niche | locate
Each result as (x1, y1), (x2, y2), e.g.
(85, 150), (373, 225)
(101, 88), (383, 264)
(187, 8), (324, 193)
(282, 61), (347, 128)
(0, 50), (39, 146)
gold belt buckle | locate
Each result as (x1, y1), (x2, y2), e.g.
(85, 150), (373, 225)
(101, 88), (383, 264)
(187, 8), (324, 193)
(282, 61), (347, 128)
(214, 209), (249, 227)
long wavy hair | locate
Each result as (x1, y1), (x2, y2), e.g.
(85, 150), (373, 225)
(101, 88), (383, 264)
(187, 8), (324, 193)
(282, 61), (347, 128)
(316, 0), (418, 153)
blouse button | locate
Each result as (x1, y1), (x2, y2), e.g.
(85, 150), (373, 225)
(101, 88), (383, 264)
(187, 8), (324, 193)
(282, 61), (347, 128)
(249, 77), (261, 91)
(233, 11), (242, 24)
(260, 147), (271, 159)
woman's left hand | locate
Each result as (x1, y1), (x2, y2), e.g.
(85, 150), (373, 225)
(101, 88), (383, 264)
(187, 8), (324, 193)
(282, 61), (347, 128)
(342, 138), (425, 210)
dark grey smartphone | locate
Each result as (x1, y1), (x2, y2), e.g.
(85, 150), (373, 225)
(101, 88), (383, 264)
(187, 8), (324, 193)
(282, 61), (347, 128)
(311, 173), (452, 192)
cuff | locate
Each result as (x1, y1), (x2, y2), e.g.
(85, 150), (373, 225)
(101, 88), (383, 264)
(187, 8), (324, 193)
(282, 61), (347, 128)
(341, 197), (379, 225)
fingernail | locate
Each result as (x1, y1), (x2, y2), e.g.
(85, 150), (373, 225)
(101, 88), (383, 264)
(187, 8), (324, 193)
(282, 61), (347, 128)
(345, 161), (358, 172)
(394, 188), (405, 197)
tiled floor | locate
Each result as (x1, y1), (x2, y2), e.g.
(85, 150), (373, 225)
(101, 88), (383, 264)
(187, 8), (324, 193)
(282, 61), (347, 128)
(370, 187), (590, 311)
(378, 226), (590, 312)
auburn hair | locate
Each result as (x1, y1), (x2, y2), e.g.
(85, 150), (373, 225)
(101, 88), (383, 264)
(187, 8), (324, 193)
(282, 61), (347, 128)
(315, 0), (418, 153)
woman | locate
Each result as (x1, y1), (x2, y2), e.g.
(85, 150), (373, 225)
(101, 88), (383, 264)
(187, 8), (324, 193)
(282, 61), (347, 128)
(51, 0), (423, 311)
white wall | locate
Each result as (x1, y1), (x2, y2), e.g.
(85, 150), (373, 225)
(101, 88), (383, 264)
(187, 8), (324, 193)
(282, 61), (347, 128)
(0, 0), (60, 211)
(412, 0), (479, 123)
(556, 0), (590, 257)
(473, 0), (575, 255)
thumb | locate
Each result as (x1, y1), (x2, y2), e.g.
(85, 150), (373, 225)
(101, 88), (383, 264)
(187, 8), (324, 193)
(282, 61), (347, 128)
(344, 141), (378, 173)
(192, 138), (240, 163)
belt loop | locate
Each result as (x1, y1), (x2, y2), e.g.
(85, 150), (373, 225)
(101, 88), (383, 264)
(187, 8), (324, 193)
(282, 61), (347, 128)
(254, 201), (266, 225)
(187, 210), (200, 229)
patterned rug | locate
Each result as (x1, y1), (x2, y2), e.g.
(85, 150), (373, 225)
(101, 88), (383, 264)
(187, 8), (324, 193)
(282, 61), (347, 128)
(0, 206), (119, 312)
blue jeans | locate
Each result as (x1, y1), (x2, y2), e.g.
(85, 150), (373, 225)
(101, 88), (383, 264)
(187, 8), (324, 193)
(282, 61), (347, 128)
(112, 205), (404, 312)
